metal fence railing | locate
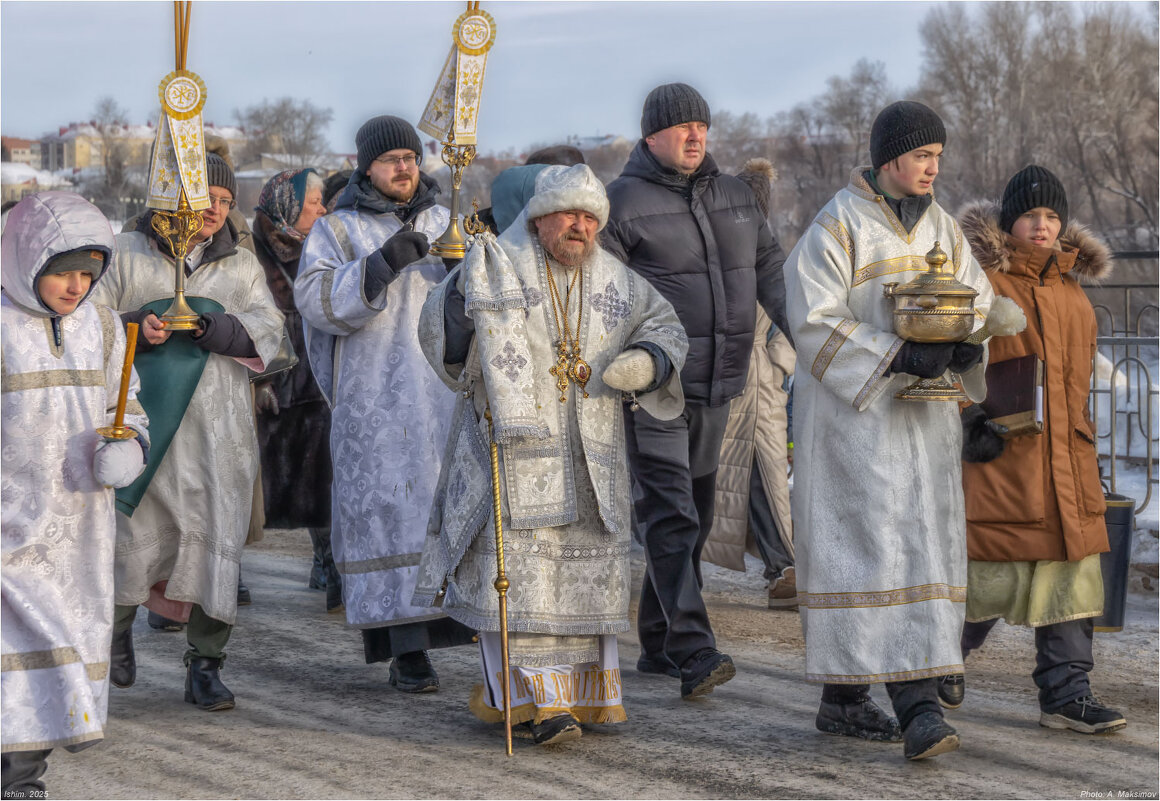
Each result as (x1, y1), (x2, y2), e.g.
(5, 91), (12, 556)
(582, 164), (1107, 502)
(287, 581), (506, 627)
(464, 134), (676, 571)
(1086, 264), (1158, 516)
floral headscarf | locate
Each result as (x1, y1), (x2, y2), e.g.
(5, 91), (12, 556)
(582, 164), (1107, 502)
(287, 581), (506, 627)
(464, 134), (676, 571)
(255, 168), (318, 241)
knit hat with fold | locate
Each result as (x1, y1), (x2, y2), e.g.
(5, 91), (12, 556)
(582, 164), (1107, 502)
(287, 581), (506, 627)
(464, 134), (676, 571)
(1000, 164), (1069, 233)
(870, 101), (946, 169)
(355, 115), (423, 174)
(526, 164), (610, 231)
(641, 83), (711, 138)
(205, 152), (237, 197)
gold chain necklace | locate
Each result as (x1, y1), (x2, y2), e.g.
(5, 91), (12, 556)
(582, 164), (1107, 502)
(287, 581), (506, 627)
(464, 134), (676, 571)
(544, 254), (590, 402)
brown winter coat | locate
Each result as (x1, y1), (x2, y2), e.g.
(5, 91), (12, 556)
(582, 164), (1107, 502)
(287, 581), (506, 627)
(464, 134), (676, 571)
(704, 306), (795, 570)
(959, 201), (1112, 562)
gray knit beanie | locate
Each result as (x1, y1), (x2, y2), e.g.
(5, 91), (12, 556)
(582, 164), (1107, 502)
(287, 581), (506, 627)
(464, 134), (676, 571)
(641, 83), (711, 138)
(1000, 165), (1069, 234)
(42, 248), (107, 276)
(870, 101), (946, 169)
(205, 152), (237, 198)
(356, 115), (423, 174)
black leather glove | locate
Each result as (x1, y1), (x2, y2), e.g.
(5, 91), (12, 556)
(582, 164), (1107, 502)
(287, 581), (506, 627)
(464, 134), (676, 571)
(891, 341), (956, 378)
(380, 231), (430, 272)
(949, 342), (985, 373)
(961, 404), (1007, 463)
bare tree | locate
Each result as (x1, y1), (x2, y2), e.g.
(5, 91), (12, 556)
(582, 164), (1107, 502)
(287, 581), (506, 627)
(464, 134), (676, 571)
(234, 98), (334, 169)
(80, 96), (148, 223)
(766, 60), (893, 249)
(93, 96), (130, 192)
(915, 3), (1158, 248)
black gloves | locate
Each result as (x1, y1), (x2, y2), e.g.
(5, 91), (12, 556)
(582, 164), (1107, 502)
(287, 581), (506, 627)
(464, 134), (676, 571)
(366, 231), (431, 297)
(961, 404), (1007, 463)
(949, 342), (985, 373)
(891, 341), (955, 378)
(380, 231), (430, 272)
(191, 312), (259, 357)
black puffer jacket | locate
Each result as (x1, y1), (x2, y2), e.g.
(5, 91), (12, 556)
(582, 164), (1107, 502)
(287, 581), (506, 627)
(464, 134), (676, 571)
(602, 141), (788, 406)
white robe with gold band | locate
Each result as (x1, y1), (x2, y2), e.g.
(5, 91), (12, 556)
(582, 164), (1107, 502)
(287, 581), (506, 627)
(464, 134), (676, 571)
(91, 233), (284, 625)
(784, 169), (994, 684)
(2, 298), (148, 752)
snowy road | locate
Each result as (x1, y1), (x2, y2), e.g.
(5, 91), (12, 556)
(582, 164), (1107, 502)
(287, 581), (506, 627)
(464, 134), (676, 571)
(51, 531), (1159, 800)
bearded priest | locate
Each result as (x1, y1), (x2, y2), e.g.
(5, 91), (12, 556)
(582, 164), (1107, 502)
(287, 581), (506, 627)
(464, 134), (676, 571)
(414, 164), (687, 747)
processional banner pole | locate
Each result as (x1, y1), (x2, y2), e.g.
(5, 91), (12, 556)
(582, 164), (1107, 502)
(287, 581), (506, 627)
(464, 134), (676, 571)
(145, 0), (211, 330)
(418, 1), (496, 259)
(420, 2), (510, 755)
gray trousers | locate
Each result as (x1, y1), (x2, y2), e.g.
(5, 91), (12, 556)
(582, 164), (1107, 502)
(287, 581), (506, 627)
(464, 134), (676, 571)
(962, 616), (1095, 712)
(747, 458), (793, 581)
(115, 603), (232, 665)
(625, 402), (730, 669)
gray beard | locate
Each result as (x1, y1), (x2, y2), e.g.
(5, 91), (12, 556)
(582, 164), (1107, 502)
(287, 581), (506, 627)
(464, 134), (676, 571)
(541, 236), (594, 268)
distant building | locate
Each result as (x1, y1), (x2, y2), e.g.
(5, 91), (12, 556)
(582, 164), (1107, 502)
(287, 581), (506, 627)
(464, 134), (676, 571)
(1, 137), (41, 167)
(1, 162), (72, 204)
(564, 134), (631, 152)
(39, 120), (247, 172)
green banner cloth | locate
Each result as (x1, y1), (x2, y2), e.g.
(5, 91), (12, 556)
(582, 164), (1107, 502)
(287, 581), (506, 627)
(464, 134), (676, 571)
(115, 297), (225, 516)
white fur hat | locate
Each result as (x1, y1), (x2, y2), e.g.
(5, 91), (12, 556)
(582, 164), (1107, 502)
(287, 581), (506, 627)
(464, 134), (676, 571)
(526, 164), (609, 231)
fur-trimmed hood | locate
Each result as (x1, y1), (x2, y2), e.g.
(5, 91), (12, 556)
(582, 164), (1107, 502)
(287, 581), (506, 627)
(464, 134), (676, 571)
(959, 200), (1112, 282)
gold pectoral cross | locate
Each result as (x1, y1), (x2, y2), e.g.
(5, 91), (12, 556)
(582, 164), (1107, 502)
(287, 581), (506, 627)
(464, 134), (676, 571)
(550, 341), (571, 402)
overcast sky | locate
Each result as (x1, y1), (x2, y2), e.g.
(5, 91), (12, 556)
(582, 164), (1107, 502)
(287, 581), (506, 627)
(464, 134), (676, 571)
(7, 0), (953, 154)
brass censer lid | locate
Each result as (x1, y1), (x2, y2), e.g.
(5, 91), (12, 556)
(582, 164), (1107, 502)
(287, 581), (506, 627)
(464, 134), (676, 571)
(884, 241), (978, 298)
(883, 241), (979, 402)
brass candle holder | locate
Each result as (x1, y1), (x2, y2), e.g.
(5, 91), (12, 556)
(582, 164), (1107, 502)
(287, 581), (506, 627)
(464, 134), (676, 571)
(150, 189), (204, 331)
(882, 241), (979, 402)
(429, 132), (477, 260)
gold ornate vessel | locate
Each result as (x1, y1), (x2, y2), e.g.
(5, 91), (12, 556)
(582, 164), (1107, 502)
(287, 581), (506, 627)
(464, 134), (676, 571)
(882, 241), (978, 401)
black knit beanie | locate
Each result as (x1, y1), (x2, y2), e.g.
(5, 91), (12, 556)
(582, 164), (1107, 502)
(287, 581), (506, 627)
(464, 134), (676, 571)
(870, 101), (946, 169)
(641, 83), (711, 138)
(1000, 165), (1069, 234)
(356, 115), (423, 174)
(205, 152), (237, 198)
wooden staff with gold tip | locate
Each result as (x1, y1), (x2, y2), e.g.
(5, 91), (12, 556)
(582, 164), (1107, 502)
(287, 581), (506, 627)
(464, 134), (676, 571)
(97, 323), (141, 441)
(484, 408), (513, 756)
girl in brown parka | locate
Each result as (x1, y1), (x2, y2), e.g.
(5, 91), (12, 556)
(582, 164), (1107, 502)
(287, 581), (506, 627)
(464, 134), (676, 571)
(946, 165), (1124, 735)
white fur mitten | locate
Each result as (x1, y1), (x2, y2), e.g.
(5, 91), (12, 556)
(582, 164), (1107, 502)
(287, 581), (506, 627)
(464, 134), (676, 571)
(93, 437), (146, 488)
(602, 349), (655, 392)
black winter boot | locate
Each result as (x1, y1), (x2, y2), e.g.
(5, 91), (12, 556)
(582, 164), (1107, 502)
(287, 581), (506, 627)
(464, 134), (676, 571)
(185, 657), (236, 711)
(388, 650), (439, 693)
(903, 711), (959, 760)
(147, 610), (185, 632)
(236, 574), (251, 606)
(110, 627), (136, 689)
(307, 528), (328, 590)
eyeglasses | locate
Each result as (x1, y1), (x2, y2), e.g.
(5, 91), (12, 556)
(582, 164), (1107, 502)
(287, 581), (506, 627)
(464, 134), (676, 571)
(374, 153), (418, 169)
(208, 195), (236, 210)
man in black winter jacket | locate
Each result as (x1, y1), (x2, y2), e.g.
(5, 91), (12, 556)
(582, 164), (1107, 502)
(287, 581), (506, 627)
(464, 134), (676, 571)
(602, 82), (790, 699)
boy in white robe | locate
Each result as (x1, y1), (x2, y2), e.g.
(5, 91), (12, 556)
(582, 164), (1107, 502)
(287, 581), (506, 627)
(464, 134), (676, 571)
(2, 193), (148, 795)
(784, 102), (993, 760)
